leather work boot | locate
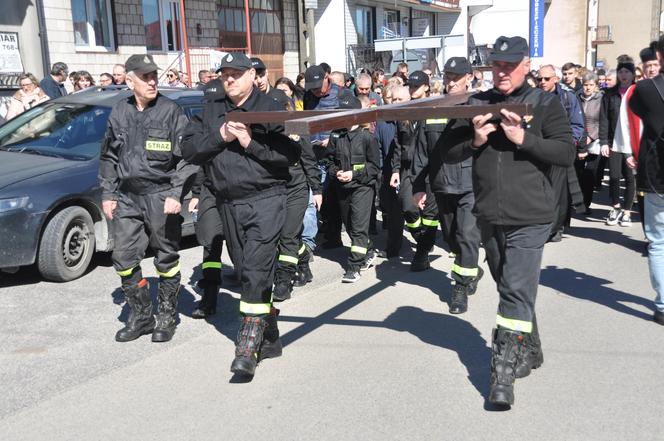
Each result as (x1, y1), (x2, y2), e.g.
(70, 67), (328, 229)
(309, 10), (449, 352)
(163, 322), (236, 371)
(449, 284), (469, 314)
(259, 307), (283, 362)
(489, 327), (526, 407)
(230, 315), (267, 376)
(467, 267), (484, 296)
(116, 278), (155, 342)
(515, 315), (543, 378)
(293, 245), (314, 287)
(410, 245), (430, 272)
(273, 268), (295, 302)
(191, 279), (218, 319)
(152, 274), (181, 343)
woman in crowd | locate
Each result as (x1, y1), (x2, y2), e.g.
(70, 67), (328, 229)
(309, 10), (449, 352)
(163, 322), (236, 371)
(275, 77), (304, 110)
(6, 73), (49, 120)
(73, 71), (95, 91)
(372, 69), (385, 88)
(165, 69), (186, 88)
(600, 57), (636, 226)
(577, 72), (604, 214)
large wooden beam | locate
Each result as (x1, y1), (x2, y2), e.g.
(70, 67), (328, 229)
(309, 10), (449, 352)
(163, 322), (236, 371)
(225, 110), (345, 124)
(378, 103), (531, 122)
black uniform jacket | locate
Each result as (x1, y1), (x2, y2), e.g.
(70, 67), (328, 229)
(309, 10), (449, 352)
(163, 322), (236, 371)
(411, 116), (473, 195)
(181, 87), (301, 203)
(390, 120), (421, 174)
(99, 93), (197, 201)
(445, 84), (575, 226)
(323, 127), (380, 190)
(288, 135), (322, 194)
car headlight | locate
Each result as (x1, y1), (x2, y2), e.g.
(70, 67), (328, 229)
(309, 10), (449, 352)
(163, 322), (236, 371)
(0, 197), (30, 213)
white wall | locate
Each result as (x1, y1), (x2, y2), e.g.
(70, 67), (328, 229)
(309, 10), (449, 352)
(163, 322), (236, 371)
(470, 0), (529, 48)
(314, 0), (348, 71)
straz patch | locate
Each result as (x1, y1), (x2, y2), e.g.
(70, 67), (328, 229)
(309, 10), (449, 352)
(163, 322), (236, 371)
(145, 140), (172, 151)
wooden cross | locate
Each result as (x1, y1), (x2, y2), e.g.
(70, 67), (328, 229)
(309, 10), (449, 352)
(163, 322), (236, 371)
(225, 92), (531, 135)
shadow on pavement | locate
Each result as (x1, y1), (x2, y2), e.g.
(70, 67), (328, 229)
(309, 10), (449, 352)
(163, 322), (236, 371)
(566, 224), (646, 255)
(540, 265), (653, 321)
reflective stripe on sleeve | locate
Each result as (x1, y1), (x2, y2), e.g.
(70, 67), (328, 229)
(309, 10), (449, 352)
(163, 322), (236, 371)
(352, 163), (366, 171)
(405, 217), (422, 229)
(298, 244), (306, 255)
(117, 266), (137, 277)
(421, 218), (440, 227)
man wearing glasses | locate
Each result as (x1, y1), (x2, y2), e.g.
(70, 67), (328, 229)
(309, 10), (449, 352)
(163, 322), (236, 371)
(445, 36), (575, 407)
(182, 52), (301, 377)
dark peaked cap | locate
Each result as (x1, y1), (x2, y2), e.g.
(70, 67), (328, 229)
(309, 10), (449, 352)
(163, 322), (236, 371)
(488, 36), (529, 63)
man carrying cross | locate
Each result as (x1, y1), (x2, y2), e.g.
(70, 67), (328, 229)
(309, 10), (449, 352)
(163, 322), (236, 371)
(444, 36), (575, 407)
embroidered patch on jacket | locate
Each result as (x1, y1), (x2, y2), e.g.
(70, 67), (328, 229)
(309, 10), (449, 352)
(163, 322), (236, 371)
(145, 140), (172, 151)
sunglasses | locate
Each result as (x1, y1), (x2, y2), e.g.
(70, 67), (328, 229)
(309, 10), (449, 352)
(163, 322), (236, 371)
(167, 74), (175, 78)
(539, 76), (553, 81)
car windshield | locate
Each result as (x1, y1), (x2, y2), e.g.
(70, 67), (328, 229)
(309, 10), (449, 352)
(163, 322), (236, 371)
(0, 103), (111, 161)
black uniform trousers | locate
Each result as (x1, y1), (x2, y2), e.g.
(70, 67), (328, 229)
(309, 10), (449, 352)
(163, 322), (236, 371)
(435, 192), (481, 285)
(479, 221), (551, 333)
(112, 190), (182, 279)
(386, 171), (439, 254)
(194, 185), (224, 285)
(321, 168), (343, 244)
(337, 184), (374, 270)
(278, 181), (310, 274)
(218, 193), (286, 315)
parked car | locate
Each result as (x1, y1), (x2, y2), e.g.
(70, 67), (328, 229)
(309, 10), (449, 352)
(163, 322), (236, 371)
(0, 86), (204, 282)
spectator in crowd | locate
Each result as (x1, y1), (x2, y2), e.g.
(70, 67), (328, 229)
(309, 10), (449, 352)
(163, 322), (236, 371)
(430, 78), (443, 95)
(422, 68), (433, 78)
(372, 68), (385, 87)
(605, 69), (617, 88)
(600, 56), (636, 227)
(577, 71), (604, 214)
(40, 62), (68, 99)
(275, 76), (304, 110)
(6, 73), (49, 119)
(165, 69), (186, 88)
(296, 72), (305, 89)
(329, 71), (346, 89)
(195, 69), (214, 90)
(355, 73), (383, 105)
(319, 62), (332, 75)
(73, 70), (95, 91)
(627, 34), (664, 325)
(180, 71), (190, 86)
(635, 66), (644, 81)
(99, 73), (114, 87)
(597, 69), (607, 89)
(562, 63), (582, 92)
(525, 72), (539, 88)
(112, 64), (126, 85)
(396, 62), (409, 78)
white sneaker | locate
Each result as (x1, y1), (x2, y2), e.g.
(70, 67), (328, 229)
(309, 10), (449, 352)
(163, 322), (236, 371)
(620, 213), (632, 227)
(606, 208), (623, 226)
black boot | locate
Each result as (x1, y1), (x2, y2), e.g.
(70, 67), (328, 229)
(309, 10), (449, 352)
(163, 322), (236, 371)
(273, 267), (295, 302)
(116, 278), (155, 342)
(515, 315), (543, 378)
(411, 228), (435, 272)
(293, 245), (314, 287)
(259, 307), (283, 361)
(449, 284), (468, 314)
(489, 327), (526, 407)
(230, 315), (267, 376)
(192, 279), (218, 319)
(467, 267), (484, 296)
(152, 274), (180, 343)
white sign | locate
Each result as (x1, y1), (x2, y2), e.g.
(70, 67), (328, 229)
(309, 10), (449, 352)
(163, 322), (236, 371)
(209, 49), (229, 71)
(0, 32), (24, 74)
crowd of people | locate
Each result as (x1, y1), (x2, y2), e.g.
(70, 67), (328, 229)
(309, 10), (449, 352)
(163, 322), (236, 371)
(5, 33), (663, 409)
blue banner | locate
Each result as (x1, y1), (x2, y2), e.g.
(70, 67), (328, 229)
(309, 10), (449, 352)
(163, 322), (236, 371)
(529, 0), (544, 58)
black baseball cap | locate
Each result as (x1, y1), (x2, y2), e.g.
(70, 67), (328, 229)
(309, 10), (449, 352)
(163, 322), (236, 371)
(125, 54), (160, 74)
(488, 36), (529, 63)
(338, 90), (362, 110)
(219, 52), (253, 71)
(640, 45), (657, 63)
(305, 65), (326, 90)
(444, 57), (471, 75)
(250, 57), (266, 71)
(408, 70), (429, 88)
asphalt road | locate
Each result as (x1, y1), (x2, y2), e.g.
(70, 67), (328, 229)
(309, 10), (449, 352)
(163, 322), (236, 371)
(0, 197), (661, 440)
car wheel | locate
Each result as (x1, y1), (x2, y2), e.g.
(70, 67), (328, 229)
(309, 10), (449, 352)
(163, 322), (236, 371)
(38, 206), (96, 282)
